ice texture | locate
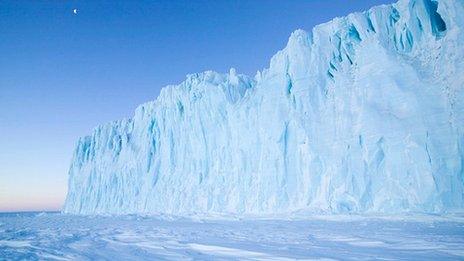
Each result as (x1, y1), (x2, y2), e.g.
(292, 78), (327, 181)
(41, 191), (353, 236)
(64, 0), (464, 215)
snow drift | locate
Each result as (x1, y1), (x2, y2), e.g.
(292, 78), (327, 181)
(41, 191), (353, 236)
(64, 0), (464, 215)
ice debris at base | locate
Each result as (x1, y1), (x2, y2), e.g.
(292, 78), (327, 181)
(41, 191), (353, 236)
(64, 0), (464, 215)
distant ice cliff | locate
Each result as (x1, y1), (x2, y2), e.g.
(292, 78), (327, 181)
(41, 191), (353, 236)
(64, 0), (464, 215)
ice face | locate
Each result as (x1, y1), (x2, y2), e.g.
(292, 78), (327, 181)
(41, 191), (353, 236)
(63, 0), (464, 215)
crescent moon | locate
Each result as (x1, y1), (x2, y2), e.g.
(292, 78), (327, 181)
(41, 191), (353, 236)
(73, 9), (78, 15)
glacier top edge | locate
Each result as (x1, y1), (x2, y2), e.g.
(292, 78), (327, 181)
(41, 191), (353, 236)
(78, 0), (456, 143)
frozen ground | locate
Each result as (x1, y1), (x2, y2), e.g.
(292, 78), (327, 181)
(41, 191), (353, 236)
(1, 212), (464, 260)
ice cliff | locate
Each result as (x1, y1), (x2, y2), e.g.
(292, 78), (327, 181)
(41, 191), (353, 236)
(64, 0), (464, 215)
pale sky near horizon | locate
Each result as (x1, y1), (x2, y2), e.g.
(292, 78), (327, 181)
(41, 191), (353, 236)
(0, 0), (394, 212)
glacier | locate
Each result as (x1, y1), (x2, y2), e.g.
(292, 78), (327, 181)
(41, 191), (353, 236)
(64, 0), (464, 215)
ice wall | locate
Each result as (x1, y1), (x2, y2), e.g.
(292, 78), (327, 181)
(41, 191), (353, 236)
(64, 0), (464, 215)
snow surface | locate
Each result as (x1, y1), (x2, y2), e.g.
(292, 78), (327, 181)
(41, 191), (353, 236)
(1, 212), (464, 260)
(64, 0), (464, 215)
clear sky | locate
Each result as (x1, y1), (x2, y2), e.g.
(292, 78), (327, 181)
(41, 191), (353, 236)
(0, 0), (394, 212)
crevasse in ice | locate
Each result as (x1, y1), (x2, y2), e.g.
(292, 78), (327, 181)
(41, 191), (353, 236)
(64, 0), (464, 215)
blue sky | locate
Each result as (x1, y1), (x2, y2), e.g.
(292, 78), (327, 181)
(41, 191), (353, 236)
(0, 0), (394, 212)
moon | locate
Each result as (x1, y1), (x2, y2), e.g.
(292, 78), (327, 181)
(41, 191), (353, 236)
(73, 9), (78, 15)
